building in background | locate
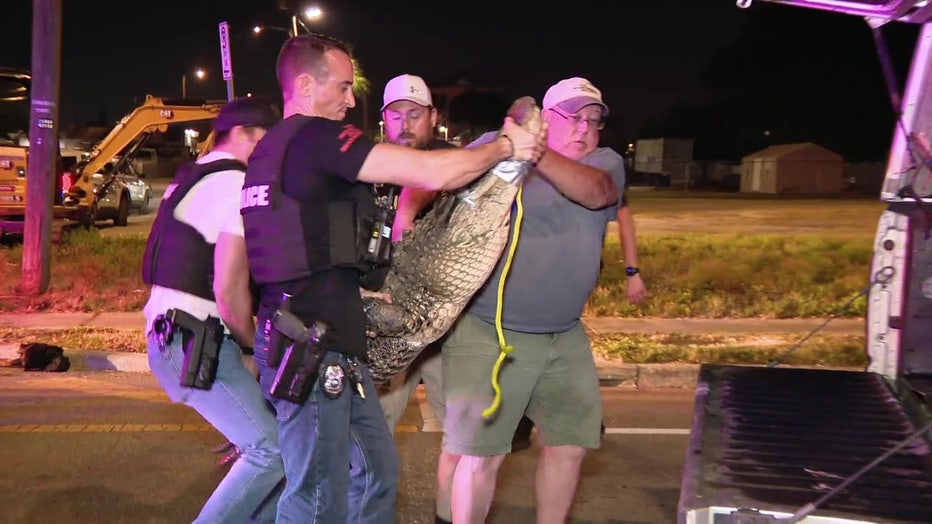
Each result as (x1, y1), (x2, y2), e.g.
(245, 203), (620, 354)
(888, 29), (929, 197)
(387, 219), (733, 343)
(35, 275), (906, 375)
(634, 137), (695, 187)
(740, 142), (844, 194)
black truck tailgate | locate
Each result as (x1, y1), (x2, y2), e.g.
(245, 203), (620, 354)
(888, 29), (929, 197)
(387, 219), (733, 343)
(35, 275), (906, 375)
(678, 364), (932, 523)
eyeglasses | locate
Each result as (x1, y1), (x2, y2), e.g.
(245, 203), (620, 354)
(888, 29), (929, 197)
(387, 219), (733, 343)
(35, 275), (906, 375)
(549, 106), (604, 131)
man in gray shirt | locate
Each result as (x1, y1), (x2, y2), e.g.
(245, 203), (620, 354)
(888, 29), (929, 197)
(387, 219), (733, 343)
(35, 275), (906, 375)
(440, 77), (625, 523)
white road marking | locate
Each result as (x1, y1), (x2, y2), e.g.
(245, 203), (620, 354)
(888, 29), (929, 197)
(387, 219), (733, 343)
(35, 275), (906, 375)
(415, 388), (442, 433)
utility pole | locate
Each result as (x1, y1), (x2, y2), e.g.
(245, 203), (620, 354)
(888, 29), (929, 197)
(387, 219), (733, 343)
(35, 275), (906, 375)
(21, 0), (62, 295)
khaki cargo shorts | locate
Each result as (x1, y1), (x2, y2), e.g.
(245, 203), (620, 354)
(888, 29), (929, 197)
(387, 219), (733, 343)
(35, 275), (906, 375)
(441, 313), (602, 456)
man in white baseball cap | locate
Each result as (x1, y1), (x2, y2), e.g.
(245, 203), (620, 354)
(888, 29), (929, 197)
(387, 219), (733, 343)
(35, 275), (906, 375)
(378, 72), (459, 524)
(381, 73), (433, 112)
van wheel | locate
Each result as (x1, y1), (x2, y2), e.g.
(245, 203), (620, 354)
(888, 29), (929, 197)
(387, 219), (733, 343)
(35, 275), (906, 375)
(114, 194), (129, 227)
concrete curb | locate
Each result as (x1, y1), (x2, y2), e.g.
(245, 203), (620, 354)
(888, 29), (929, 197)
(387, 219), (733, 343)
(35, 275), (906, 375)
(0, 345), (705, 388)
(0, 314), (866, 388)
(0, 344), (150, 373)
(594, 360), (701, 389)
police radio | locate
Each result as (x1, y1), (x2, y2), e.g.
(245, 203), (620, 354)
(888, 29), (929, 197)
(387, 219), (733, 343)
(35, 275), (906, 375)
(364, 183), (399, 264)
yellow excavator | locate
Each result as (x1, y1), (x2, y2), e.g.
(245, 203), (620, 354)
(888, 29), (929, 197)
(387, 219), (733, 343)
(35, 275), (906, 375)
(0, 76), (222, 233)
(59, 94), (223, 228)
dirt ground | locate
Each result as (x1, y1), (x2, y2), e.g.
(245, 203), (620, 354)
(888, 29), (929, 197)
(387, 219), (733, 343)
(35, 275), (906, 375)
(610, 189), (884, 236)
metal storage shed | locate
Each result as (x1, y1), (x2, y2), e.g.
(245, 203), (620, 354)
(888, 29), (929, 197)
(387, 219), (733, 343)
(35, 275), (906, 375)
(740, 142), (844, 194)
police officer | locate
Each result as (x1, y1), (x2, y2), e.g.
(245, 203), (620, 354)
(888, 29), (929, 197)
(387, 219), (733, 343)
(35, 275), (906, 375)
(142, 96), (284, 523)
(241, 34), (546, 522)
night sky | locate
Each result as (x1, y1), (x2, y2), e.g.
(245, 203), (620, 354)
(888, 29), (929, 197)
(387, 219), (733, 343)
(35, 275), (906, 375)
(2, 0), (923, 161)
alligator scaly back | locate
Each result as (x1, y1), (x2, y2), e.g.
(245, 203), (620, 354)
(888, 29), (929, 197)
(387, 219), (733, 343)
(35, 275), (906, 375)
(364, 96), (542, 383)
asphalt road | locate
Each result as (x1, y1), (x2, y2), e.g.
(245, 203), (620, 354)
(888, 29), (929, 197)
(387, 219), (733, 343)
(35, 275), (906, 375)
(0, 367), (695, 524)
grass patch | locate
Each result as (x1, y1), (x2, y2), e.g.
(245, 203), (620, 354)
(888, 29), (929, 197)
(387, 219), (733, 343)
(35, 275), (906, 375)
(0, 327), (146, 353)
(589, 233), (872, 318)
(0, 197), (877, 318)
(0, 229), (149, 312)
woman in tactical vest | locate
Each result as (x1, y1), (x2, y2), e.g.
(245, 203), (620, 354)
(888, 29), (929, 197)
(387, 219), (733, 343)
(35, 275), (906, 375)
(142, 96), (284, 524)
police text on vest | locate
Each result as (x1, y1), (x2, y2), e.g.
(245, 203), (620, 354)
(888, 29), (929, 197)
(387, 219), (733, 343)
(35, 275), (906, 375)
(241, 185), (271, 210)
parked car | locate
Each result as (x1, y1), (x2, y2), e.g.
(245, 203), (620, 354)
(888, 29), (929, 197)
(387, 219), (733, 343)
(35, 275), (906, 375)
(63, 149), (153, 226)
(93, 160), (152, 220)
(113, 162), (152, 214)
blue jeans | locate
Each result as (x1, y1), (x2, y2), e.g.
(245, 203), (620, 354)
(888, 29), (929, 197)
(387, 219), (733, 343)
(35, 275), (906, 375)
(148, 331), (284, 524)
(254, 327), (398, 523)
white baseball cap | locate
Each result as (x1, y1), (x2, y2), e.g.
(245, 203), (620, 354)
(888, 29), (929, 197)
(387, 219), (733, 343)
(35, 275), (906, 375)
(542, 77), (609, 116)
(381, 74), (433, 111)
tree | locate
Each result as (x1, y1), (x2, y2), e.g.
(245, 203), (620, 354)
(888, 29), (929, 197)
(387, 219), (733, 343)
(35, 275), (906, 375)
(352, 58), (370, 98)
(352, 57), (372, 133)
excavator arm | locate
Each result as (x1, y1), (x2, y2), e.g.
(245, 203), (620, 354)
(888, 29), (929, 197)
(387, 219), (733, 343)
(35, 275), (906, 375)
(69, 94), (222, 195)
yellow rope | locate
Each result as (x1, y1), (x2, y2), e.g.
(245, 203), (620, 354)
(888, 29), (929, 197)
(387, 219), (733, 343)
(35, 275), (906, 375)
(482, 184), (524, 419)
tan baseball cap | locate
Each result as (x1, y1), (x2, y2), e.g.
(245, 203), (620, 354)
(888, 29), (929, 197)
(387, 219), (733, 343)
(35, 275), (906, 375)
(542, 77), (609, 116)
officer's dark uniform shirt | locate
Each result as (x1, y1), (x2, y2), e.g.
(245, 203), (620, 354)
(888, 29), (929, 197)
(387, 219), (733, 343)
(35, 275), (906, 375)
(257, 117), (376, 358)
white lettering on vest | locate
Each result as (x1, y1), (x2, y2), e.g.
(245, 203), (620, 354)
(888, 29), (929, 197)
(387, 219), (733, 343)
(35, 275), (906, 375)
(240, 184), (271, 210)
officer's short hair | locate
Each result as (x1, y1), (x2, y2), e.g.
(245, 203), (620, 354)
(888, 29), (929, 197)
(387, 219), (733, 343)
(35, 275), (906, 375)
(276, 33), (352, 94)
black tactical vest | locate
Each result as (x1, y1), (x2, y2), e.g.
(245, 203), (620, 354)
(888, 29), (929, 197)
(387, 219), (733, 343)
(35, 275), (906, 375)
(241, 116), (394, 289)
(142, 158), (247, 301)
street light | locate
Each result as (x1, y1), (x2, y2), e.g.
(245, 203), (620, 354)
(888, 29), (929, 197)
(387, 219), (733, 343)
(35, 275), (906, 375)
(304, 6), (323, 20)
(182, 68), (206, 99)
(438, 125), (449, 142)
(379, 120), (384, 143)
(252, 24), (291, 36)
(259, 5), (325, 38)
(292, 4), (324, 36)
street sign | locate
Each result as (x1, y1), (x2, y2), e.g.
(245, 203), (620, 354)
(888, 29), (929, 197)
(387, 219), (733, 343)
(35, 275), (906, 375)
(218, 21), (233, 81)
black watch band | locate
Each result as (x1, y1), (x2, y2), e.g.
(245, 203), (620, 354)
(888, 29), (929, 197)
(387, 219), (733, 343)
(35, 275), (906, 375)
(625, 266), (640, 277)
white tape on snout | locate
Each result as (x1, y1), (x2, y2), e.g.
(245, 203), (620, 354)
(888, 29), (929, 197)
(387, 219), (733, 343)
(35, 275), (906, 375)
(491, 160), (524, 183)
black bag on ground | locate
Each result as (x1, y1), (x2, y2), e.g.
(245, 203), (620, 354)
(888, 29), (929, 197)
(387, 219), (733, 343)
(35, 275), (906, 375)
(14, 343), (71, 372)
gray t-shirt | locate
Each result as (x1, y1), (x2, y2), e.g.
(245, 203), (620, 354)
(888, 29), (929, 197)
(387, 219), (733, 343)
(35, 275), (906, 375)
(466, 132), (626, 333)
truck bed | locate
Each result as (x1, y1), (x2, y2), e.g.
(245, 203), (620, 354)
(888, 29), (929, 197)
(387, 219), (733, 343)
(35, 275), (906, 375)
(678, 364), (932, 523)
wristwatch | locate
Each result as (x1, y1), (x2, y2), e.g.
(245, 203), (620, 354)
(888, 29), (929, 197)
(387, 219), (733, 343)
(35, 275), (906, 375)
(625, 266), (640, 277)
